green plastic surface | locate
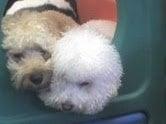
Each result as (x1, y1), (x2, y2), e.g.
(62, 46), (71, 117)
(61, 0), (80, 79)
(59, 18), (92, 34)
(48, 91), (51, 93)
(0, 0), (166, 124)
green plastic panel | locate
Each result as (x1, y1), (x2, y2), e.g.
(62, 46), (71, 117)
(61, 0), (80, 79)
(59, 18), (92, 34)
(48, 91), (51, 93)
(0, 0), (166, 124)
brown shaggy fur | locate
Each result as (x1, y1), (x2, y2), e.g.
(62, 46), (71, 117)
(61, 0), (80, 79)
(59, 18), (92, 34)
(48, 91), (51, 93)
(1, 10), (78, 90)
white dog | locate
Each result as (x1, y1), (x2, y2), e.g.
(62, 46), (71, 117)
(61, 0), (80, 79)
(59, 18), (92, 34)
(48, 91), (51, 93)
(39, 20), (123, 114)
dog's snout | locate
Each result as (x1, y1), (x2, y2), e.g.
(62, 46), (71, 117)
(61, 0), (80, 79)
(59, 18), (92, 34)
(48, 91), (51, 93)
(30, 73), (43, 85)
(62, 101), (73, 111)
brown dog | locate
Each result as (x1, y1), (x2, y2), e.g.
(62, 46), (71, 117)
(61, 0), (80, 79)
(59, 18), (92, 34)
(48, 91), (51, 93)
(1, 0), (78, 91)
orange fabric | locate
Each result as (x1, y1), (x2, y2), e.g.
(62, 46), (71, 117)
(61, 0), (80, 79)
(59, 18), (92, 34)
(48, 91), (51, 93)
(77, 0), (117, 23)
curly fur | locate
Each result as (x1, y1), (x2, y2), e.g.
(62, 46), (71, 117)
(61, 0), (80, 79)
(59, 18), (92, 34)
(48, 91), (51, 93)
(1, 10), (78, 90)
(39, 22), (123, 114)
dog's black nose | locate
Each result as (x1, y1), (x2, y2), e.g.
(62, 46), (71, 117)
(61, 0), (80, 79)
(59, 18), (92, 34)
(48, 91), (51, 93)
(30, 73), (43, 85)
(62, 101), (73, 111)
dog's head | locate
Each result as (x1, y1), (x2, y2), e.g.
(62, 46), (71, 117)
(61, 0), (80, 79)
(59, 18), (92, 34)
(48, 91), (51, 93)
(39, 26), (123, 114)
(1, 11), (54, 90)
(1, 10), (78, 90)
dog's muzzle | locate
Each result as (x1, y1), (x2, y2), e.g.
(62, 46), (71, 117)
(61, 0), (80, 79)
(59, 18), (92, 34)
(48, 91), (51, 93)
(22, 70), (52, 91)
(30, 72), (44, 85)
(61, 101), (74, 111)
(31, 70), (52, 90)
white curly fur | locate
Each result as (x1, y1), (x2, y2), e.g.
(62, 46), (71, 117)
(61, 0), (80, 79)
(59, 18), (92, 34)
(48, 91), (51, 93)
(39, 23), (123, 114)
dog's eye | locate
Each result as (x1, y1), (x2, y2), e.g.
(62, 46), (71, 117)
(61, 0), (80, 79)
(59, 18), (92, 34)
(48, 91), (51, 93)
(79, 81), (91, 87)
(40, 50), (51, 61)
(9, 53), (24, 63)
(34, 46), (51, 61)
(36, 47), (51, 61)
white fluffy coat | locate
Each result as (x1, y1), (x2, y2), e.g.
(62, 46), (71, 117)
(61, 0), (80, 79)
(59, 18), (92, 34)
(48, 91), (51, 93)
(39, 21), (123, 114)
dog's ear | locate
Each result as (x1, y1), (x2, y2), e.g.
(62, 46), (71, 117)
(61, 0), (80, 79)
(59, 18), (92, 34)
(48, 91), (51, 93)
(1, 15), (16, 35)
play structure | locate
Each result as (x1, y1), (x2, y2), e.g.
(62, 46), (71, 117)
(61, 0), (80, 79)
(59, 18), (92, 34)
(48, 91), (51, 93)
(0, 0), (166, 124)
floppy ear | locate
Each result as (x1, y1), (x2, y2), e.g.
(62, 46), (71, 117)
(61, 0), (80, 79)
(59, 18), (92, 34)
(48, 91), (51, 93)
(82, 20), (117, 40)
(1, 15), (17, 35)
